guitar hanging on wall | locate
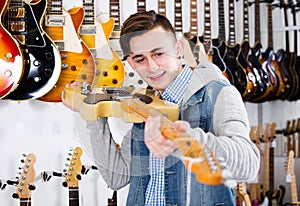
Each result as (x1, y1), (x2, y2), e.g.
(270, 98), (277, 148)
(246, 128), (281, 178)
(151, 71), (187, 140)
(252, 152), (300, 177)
(0, 0), (24, 99)
(80, 0), (124, 88)
(38, 0), (96, 102)
(4, 0), (62, 101)
(12, 153), (37, 206)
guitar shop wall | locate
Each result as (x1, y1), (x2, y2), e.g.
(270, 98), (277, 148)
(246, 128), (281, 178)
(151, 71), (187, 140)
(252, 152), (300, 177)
(0, 0), (300, 205)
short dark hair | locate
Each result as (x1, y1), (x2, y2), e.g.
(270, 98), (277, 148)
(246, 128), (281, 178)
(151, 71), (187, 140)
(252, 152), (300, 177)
(120, 10), (176, 57)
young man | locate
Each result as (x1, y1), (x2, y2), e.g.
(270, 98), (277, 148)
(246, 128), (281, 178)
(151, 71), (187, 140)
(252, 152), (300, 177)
(87, 10), (259, 205)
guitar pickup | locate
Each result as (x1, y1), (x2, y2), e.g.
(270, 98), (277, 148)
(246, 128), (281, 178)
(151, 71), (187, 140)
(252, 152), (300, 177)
(7, 8), (25, 18)
(45, 15), (65, 26)
(54, 41), (65, 50)
(80, 25), (96, 35)
(8, 21), (25, 32)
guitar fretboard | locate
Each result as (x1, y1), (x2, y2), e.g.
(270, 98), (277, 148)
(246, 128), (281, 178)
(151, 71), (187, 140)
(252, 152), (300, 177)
(243, 1), (249, 41)
(82, 0), (95, 26)
(174, 0), (182, 32)
(69, 187), (80, 206)
(189, 0), (198, 36)
(283, 2), (290, 51)
(218, 0), (226, 42)
(110, 0), (121, 31)
(254, 0), (261, 42)
(158, 0), (166, 16)
(203, 0), (211, 41)
(227, 0), (236, 46)
(137, 0), (146, 12)
(47, 0), (63, 15)
(20, 198), (31, 206)
(267, 3), (273, 48)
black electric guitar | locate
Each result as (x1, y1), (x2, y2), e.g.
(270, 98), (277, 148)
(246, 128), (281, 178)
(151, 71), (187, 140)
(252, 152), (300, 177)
(4, 0), (61, 101)
(0, 0), (24, 99)
(62, 147), (83, 206)
(12, 153), (37, 206)
(223, 0), (249, 98)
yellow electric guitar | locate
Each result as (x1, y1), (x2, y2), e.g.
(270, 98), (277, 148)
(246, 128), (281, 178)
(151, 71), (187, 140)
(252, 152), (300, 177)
(39, 0), (96, 102)
(80, 0), (124, 88)
(13, 153), (37, 206)
(119, 96), (225, 185)
(62, 85), (179, 122)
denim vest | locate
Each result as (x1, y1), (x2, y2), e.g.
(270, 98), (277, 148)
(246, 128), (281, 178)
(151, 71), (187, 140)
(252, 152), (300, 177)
(126, 80), (235, 206)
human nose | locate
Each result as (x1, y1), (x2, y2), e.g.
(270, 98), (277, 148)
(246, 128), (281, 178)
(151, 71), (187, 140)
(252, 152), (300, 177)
(146, 57), (160, 72)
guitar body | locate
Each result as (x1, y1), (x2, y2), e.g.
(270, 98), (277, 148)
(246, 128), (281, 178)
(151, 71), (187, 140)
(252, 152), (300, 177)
(4, 0), (61, 101)
(0, 0), (24, 98)
(39, 7), (95, 102)
(238, 40), (258, 101)
(270, 185), (286, 206)
(223, 43), (248, 96)
(80, 17), (125, 88)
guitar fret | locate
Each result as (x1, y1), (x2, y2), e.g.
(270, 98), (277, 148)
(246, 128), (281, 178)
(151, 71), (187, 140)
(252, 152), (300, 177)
(174, 0), (182, 32)
(137, 0), (146, 12)
(48, 0), (63, 15)
(218, 0), (226, 41)
(109, 0), (121, 30)
(254, 0), (261, 42)
(243, 1), (249, 40)
(158, 0), (166, 16)
(227, 0), (236, 45)
(267, 3), (273, 48)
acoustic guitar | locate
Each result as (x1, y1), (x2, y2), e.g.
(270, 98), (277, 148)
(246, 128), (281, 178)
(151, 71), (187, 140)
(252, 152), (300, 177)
(62, 147), (83, 206)
(80, 0), (124, 88)
(39, 0), (95, 102)
(4, 0), (62, 101)
(62, 85), (179, 122)
(0, 0), (24, 99)
(12, 153), (37, 206)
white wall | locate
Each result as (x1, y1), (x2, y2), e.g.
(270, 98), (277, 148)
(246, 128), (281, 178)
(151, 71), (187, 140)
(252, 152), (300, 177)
(1, 0), (300, 205)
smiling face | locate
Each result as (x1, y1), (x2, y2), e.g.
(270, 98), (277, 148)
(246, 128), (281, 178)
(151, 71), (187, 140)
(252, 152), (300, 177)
(126, 26), (184, 92)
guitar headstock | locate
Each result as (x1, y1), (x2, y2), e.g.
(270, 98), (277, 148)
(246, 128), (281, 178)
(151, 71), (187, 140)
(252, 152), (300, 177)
(286, 150), (295, 176)
(238, 182), (248, 196)
(15, 153), (37, 199)
(63, 147), (83, 188)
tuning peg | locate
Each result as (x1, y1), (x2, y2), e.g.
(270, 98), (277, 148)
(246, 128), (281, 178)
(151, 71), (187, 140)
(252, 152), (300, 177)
(28, 184), (36, 191)
(76, 174), (81, 180)
(62, 181), (68, 187)
(12, 193), (19, 199)
(1, 184), (7, 190)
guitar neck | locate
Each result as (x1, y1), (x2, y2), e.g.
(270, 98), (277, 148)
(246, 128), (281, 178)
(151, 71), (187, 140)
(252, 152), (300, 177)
(69, 187), (80, 206)
(291, 175), (298, 203)
(254, 0), (261, 42)
(263, 141), (270, 194)
(283, 3), (290, 51)
(157, 0), (166, 16)
(227, 0), (236, 46)
(137, 0), (146, 12)
(20, 198), (31, 206)
(243, 1), (250, 41)
(110, 0), (121, 31)
(174, 0), (182, 32)
(82, 0), (95, 26)
(218, 0), (226, 41)
(267, 2), (273, 48)
(189, 0), (198, 36)
(203, 0), (211, 42)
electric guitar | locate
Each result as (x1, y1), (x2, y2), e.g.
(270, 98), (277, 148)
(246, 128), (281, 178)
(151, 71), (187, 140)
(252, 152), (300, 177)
(13, 153), (37, 206)
(39, 0), (95, 102)
(223, 0), (249, 98)
(0, 0), (24, 99)
(80, 0), (124, 88)
(62, 147), (83, 206)
(285, 150), (300, 206)
(120, 95), (225, 186)
(107, 190), (117, 206)
(4, 0), (62, 101)
(62, 85), (179, 122)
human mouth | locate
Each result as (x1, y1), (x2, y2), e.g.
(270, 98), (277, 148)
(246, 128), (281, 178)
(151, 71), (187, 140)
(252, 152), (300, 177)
(148, 71), (165, 81)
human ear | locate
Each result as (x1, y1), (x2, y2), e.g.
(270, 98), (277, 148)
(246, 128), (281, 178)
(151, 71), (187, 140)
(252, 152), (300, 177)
(176, 39), (185, 58)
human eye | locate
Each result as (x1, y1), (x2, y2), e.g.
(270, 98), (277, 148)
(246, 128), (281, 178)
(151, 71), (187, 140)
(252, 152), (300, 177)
(134, 57), (145, 64)
(154, 51), (166, 58)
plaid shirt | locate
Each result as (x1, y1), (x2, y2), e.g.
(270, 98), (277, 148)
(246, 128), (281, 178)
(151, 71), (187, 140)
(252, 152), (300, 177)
(145, 65), (193, 206)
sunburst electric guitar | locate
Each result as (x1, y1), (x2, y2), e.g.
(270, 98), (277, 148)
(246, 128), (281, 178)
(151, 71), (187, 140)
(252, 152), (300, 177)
(0, 0), (24, 99)
(12, 153), (37, 206)
(80, 0), (124, 88)
(39, 0), (95, 102)
(4, 0), (61, 101)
